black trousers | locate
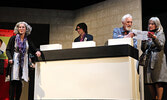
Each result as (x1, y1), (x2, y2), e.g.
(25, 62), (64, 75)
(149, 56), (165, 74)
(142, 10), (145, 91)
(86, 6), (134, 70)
(28, 68), (35, 100)
(9, 80), (22, 100)
(0, 59), (4, 75)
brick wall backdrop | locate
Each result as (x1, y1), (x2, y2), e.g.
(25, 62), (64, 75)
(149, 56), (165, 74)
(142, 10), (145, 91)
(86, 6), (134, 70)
(73, 0), (142, 47)
(0, 0), (142, 49)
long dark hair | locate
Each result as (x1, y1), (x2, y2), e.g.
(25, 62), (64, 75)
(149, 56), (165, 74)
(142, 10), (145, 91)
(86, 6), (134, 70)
(0, 39), (3, 44)
(75, 23), (88, 33)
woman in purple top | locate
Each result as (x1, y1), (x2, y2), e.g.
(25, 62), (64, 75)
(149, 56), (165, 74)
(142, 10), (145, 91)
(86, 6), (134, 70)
(6, 21), (41, 100)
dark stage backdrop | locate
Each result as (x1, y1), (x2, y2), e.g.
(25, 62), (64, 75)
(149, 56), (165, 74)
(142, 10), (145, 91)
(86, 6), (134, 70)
(142, 0), (167, 99)
(142, 15), (167, 100)
(142, 14), (167, 57)
(0, 22), (50, 48)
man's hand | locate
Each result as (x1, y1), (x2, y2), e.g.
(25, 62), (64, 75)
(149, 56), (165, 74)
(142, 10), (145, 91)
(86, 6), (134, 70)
(124, 32), (135, 38)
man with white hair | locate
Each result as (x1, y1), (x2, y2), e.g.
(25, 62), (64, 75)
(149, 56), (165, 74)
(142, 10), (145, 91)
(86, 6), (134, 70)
(113, 14), (137, 48)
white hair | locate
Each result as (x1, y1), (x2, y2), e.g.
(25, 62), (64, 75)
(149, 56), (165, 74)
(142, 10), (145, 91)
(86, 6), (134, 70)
(149, 17), (163, 32)
(121, 14), (132, 22)
(14, 21), (32, 35)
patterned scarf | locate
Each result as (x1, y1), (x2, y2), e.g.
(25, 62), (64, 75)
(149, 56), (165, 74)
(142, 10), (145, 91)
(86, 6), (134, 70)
(15, 34), (27, 78)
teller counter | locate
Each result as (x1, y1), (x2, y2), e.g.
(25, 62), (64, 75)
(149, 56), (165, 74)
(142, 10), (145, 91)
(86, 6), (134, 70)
(34, 45), (140, 100)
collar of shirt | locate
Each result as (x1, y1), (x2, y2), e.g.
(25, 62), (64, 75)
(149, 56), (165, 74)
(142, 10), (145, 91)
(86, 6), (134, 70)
(120, 27), (130, 35)
(80, 33), (86, 42)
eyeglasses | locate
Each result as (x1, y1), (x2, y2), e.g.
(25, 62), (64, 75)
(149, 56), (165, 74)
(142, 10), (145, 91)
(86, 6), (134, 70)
(148, 23), (155, 25)
(75, 28), (81, 31)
